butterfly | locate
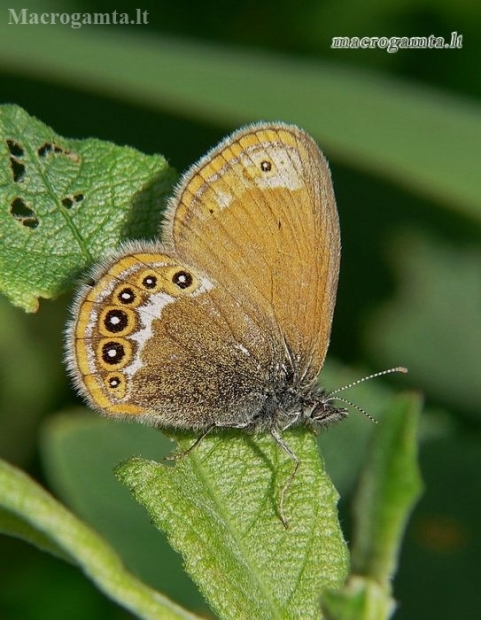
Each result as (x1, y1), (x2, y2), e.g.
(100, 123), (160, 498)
(66, 123), (404, 525)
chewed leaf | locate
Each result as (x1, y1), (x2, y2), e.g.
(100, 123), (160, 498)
(0, 104), (176, 311)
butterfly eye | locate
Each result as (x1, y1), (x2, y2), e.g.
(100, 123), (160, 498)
(260, 160), (272, 172)
(104, 373), (127, 399)
(172, 270), (193, 289)
(99, 307), (137, 339)
(142, 275), (157, 289)
(101, 341), (126, 365)
(97, 338), (133, 371)
(108, 375), (121, 388)
(103, 309), (129, 333)
(111, 283), (143, 309)
(117, 287), (136, 305)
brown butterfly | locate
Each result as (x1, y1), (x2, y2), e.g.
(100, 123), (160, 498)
(66, 122), (405, 525)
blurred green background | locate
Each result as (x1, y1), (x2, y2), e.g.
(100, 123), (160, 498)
(1, 0), (480, 618)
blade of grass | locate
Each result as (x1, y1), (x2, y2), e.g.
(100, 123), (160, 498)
(0, 458), (202, 620)
(0, 25), (480, 222)
(321, 393), (423, 619)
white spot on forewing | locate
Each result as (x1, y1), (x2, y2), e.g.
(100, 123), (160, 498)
(246, 147), (304, 191)
(197, 145), (303, 212)
(216, 189), (235, 209)
(125, 275), (214, 378)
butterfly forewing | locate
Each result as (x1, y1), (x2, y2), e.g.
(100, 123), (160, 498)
(166, 123), (340, 380)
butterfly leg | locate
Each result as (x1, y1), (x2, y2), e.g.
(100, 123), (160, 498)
(164, 424), (216, 461)
(270, 426), (300, 529)
(164, 420), (251, 462)
(219, 421), (300, 528)
(282, 412), (301, 431)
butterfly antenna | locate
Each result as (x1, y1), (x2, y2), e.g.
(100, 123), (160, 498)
(328, 367), (408, 396)
(327, 395), (378, 423)
(326, 367), (408, 424)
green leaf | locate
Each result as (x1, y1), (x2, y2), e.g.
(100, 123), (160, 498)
(321, 576), (394, 620)
(0, 458), (202, 620)
(116, 429), (349, 620)
(321, 393), (423, 620)
(40, 410), (207, 611)
(0, 104), (175, 311)
(0, 27), (480, 222)
(350, 393), (423, 583)
(0, 505), (70, 562)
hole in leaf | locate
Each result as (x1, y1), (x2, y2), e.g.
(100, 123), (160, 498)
(22, 217), (38, 229)
(38, 142), (55, 157)
(38, 142), (68, 157)
(62, 193), (85, 209)
(37, 142), (80, 163)
(6, 139), (24, 158)
(22, 218), (38, 229)
(10, 157), (25, 183)
(10, 198), (39, 229)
